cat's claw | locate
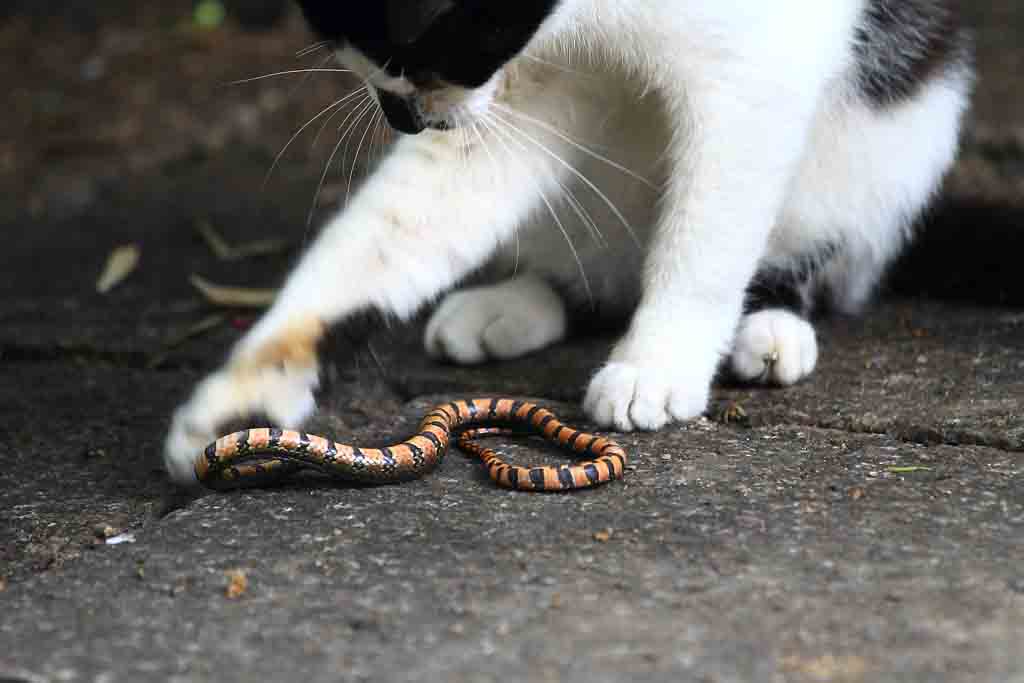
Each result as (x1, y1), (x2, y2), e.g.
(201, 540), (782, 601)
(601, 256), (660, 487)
(584, 361), (710, 432)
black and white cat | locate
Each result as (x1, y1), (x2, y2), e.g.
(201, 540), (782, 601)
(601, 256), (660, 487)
(164, 0), (972, 484)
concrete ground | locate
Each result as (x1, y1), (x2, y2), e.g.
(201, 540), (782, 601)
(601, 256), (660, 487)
(1, 3), (1022, 682)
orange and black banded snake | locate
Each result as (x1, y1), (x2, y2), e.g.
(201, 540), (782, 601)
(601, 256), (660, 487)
(196, 398), (627, 491)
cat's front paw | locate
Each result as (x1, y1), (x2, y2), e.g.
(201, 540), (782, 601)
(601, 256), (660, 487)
(163, 364), (319, 486)
(424, 275), (567, 365)
(584, 361), (711, 432)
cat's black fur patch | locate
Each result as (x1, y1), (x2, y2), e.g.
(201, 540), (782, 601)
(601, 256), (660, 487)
(293, 0), (561, 89)
(744, 244), (840, 318)
(853, 0), (972, 108)
(744, 273), (810, 318)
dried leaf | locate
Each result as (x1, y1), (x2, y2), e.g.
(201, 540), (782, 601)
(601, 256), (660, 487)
(887, 466), (933, 474)
(593, 529), (613, 543)
(195, 219), (291, 262)
(190, 274), (278, 308)
(225, 569), (248, 599)
(96, 244), (140, 294)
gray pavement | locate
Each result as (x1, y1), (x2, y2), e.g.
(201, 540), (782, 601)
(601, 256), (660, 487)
(2, 290), (1022, 682)
(2, 4), (1024, 682)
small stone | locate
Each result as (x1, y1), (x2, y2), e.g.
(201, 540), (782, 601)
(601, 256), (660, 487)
(225, 569), (248, 599)
(94, 524), (117, 539)
(849, 487), (866, 501)
(593, 529), (613, 543)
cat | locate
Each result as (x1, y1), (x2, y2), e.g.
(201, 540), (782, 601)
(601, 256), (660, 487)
(163, 0), (973, 485)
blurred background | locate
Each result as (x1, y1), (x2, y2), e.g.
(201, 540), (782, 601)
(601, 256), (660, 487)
(0, 0), (1021, 364)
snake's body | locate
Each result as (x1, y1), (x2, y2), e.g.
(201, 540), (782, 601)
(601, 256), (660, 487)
(197, 398), (627, 491)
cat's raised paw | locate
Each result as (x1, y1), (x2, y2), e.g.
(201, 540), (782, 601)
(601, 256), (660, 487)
(584, 361), (710, 432)
(730, 309), (818, 386)
(424, 275), (567, 365)
(163, 365), (319, 486)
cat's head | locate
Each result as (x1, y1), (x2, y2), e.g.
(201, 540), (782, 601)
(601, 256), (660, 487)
(294, 0), (562, 134)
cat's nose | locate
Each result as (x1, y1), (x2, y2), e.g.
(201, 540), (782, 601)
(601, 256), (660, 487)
(377, 90), (426, 135)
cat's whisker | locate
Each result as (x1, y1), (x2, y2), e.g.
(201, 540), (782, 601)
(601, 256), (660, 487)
(369, 109), (386, 168)
(335, 95), (373, 136)
(307, 97), (375, 232)
(521, 53), (585, 76)
(490, 109), (641, 248)
(263, 89), (366, 190)
(331, 96), (376, 195)
(480, 116), (594, 307)
(229, 68), (353, 86)
(484, 109), (605, 248)
(310, 86), (369, 150)
(295, 40), (330, 58)
(476, 112), (603, 245)
(347, 105), (384, 204)
(469, 120), (501, 187)
(471, 121), (523, 277)
(556, 176), (607, 248)
(513, 232), (521, 278)
(336, 98), (380, 205)
(493, 102), (659, 190)
(287, 52), (336, 101)
(456, 111), (474, 168)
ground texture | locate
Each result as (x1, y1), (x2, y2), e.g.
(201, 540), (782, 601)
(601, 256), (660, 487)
(1, 3), (1022, 682)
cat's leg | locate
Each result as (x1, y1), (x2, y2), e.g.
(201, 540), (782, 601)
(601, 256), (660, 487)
(164, 126), (578, 485)
(584, 53), (837, 431)
(730, 62), (970, 388)
(424, 273), (567, 364)
(785, 67), (971, 318)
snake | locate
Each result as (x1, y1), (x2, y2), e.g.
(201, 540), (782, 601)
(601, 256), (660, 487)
(196, 398), (627, 491)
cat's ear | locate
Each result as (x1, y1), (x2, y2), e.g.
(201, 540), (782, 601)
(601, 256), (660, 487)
(388, 0), (456, 45)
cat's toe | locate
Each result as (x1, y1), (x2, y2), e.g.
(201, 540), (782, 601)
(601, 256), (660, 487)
(730, 309), (818, 386)
(584, 362), (710, 432)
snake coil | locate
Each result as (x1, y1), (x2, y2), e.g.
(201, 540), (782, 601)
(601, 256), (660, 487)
(197, 398), (627, 491)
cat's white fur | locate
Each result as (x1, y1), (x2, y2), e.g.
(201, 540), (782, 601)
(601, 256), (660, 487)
(164, 0), (970, 485)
